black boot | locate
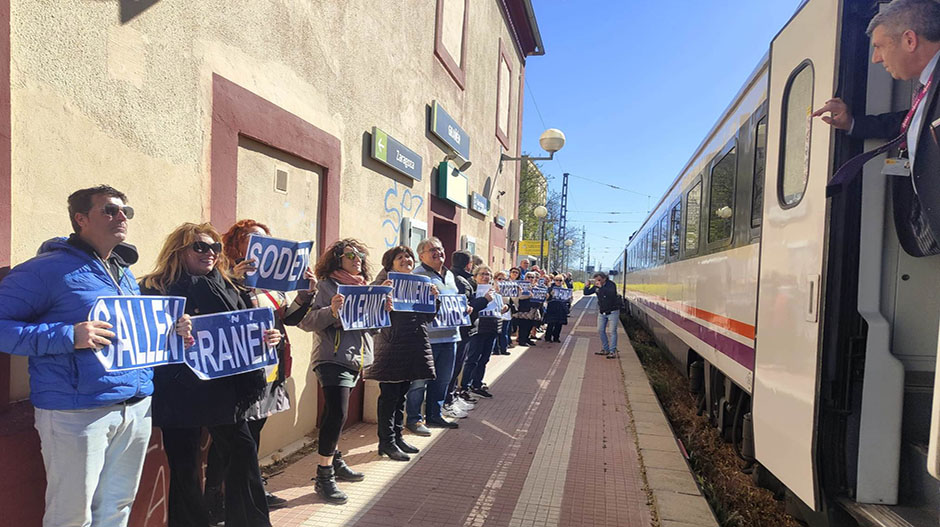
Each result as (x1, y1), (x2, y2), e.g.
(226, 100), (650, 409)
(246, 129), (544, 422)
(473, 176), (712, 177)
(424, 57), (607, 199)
(395, 435), (420, 454)
(378, 441), (411, 461)
(314, 465), (347, 504)
(332, 451), (365, 482)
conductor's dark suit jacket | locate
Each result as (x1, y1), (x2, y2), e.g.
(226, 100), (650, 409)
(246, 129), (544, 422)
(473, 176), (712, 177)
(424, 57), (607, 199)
(851, 64), (940, 256)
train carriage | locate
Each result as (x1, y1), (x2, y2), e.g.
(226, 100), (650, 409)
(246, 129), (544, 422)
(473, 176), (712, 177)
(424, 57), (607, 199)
(620, 1), (939, 525)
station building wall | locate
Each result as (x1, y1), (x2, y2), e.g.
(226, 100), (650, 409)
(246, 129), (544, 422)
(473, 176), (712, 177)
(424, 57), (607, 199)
(0, 0), (539, 524)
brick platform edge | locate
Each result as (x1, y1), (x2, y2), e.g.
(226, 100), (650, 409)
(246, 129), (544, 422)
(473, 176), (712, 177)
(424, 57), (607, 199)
(615, 323), (721, 527)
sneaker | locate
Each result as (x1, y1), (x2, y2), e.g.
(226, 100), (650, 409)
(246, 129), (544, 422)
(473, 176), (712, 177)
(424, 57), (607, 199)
(470, 386), (493, 398)
(594, 350), (608, 355)
(406, 421), (432, 437)
(458, 391), (479, 404)
(442, 404), (468, 419)
(606, 351), (619, 359)
(426, 417), (459, 429)
(452, 398), (475, 412)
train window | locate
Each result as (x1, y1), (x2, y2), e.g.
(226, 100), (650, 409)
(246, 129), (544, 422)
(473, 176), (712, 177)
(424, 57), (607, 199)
(708, 146), (736, 244)
(779, 62), (814, 208)
(751, 118), (767, 228)
(669, 201), (681, 257)
(652, 221), (660, 266)
(685, 181), (702, 255)
(659, 215), (668, 262)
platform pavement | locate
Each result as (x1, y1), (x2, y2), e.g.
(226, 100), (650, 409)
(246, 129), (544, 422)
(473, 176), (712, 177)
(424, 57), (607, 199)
(263, 294), (718, 527)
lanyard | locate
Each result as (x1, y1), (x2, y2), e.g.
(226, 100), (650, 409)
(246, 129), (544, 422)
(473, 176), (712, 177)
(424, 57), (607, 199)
(827, 79), (933, 196)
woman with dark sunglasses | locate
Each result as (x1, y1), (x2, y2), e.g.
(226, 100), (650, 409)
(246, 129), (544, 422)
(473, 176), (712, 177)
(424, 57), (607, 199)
(544, 275), (571, 343)
(195, 220), (317, 522)
(296, 238), (391, 503)
(140, 222), (282, 527)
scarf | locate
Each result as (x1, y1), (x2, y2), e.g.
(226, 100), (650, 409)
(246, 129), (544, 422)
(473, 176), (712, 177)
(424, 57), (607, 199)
(331, 269), (368, 286)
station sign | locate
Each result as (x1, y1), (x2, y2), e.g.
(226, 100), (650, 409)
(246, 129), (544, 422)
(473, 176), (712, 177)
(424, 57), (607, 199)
(495, 215), (507, 228)
(371, 127), (423, 181)
(436, 161), (468, 208)
(469, 192), (489, 216)
(430, 101), (471, 161)
(518, 239), (550, 255)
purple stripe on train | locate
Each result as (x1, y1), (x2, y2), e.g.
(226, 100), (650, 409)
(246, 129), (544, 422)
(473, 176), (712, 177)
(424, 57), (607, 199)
(634, 298), (755, 371)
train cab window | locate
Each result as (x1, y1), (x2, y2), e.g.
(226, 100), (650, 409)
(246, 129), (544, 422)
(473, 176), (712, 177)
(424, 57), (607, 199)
(751, 118), (767, 228)
(668, 201), (681, 258)
(708, 146), (736, 244)
(685, 180), (702, 255)
(659, 215), (668, 262)
(779, 62), (814, 208)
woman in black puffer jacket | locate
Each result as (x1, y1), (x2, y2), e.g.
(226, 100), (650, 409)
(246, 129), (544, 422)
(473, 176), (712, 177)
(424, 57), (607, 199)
(365, 246), (438, 461)
(140, 222), (282, 527)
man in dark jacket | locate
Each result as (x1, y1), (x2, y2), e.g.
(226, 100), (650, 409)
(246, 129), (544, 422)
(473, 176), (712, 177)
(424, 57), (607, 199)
(444, 250), (490, 416)
(0, 185), (178, 527)
(583, 271), (621, 358)
(813, 0), (940, 255)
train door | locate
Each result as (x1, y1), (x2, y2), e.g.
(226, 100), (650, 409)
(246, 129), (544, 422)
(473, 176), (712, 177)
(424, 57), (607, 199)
(752, 0), (841, 511)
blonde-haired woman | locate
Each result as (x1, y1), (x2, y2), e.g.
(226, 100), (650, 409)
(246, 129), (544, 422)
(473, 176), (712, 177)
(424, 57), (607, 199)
(140, 222), (281, 527)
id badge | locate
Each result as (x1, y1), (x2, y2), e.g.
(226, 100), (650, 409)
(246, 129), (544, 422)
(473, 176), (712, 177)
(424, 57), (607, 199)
(882, 157), (911, 177)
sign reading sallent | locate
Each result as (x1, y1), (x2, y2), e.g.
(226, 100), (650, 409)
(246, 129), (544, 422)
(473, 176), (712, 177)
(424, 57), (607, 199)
(430, 101), (471, 161)
(371, 127), (423, 181)
(437, 161), (468, 208)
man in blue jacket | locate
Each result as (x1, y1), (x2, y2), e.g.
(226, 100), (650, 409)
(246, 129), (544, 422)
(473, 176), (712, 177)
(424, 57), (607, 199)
(0, 185), (154, 527)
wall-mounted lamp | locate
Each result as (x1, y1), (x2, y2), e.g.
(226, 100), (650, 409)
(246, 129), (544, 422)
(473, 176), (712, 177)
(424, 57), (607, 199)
(488, 128), (566, 201)
(444, 152), (472, 172)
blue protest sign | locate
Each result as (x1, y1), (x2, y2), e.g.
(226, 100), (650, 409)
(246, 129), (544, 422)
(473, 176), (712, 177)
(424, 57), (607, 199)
(517, 280), (532, 295)
(187, 307), (278, 380)
(476, 284), (504, 318)
(338, 285), (392, 330)
(432, 294), (471, 328)
(496, 280), (520, 297)
(389, 272), (436, 313)
(530, 286), (548, 302)
(551, 288), (573, 302)
(243, 235), (314, 292)
(90, 296), (187, 371)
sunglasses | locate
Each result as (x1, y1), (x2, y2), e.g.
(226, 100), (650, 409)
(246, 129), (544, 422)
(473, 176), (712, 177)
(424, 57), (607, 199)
(423, 247), (445, 255)
(101, 204), (134, 219)
(554, 279), (563, 283)
(343, 249), (365, 260)
(191, 241), (222, 254)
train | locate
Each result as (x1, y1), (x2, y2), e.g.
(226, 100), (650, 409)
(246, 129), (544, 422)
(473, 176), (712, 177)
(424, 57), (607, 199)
(615, 1), (938, 526)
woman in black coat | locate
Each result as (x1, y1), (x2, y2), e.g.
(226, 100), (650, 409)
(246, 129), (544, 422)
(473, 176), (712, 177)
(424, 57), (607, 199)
(365, 246), (438, 461)
(140, 222), (282, 527)
(544, 275), (571, 343)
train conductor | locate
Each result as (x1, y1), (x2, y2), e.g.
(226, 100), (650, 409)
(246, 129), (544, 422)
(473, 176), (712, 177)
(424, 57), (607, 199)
(813, 0), (940, 256)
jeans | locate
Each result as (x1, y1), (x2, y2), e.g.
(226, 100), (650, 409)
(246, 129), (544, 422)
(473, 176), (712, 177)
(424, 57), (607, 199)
(499, 319), (511, 352)
(597, 310), (620, 353)
(445, 338), (470, 405)
(461, 333), (497, 390)
(34, 398), (152, 527)
(406, 341), (457, 424)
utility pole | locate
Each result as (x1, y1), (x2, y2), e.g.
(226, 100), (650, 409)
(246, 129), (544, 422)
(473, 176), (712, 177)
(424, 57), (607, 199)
(560, 172), (568, 270)
(579, 225), (586, 277)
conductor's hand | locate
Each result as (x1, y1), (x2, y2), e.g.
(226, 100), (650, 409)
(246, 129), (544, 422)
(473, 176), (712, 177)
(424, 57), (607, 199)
(812, 98), (853, 130)
(74, 321), (115, 349)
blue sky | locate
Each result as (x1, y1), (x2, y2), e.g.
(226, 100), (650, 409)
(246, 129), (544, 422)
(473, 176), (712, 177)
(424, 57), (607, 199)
(520, 1), (804, 269)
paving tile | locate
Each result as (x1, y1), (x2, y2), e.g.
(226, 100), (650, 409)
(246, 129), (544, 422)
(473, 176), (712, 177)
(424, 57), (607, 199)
(260, 294), (712, 527)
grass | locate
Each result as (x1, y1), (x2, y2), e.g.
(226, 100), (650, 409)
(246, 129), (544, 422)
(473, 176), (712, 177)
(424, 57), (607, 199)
(623, 316), (801, 527)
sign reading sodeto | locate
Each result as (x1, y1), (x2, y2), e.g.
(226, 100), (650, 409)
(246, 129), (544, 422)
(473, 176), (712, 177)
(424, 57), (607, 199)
(371, 127), (423, 181)
(430, 101), (470, 161)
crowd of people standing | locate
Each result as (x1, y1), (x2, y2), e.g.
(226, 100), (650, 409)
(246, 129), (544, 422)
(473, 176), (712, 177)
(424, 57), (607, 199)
(0, 184), (580, 527)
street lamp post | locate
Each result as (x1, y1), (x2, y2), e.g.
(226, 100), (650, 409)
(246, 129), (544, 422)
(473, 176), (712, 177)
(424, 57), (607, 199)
(534, 205), (548, 268)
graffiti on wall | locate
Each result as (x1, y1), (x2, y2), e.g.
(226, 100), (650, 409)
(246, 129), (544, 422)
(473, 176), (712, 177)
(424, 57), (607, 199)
(381, 182), (424, 248)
